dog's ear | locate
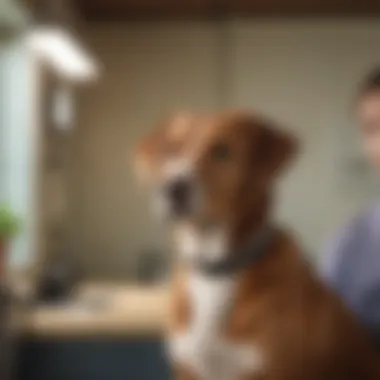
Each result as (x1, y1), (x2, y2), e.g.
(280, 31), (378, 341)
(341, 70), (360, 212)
(134, 123), (167, 183)
(134, 113), (194, 182)
(255, 119), (298, 178)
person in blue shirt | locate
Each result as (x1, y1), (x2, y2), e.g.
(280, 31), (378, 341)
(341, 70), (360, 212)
(322, 67), (380, 349)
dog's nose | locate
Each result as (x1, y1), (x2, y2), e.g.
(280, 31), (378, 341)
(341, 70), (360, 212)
(166, 179), (191, 210)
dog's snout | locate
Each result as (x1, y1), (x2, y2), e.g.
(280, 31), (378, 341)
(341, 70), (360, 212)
(167, 179), (191, 206)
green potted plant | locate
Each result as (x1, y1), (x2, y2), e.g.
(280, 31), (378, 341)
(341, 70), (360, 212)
(0, 205), (20, 278)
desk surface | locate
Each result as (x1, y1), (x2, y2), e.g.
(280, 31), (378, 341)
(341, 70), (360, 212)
(15, 283), (170, 339)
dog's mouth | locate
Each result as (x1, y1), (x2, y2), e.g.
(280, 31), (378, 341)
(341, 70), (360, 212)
(153, 178), (202, 220)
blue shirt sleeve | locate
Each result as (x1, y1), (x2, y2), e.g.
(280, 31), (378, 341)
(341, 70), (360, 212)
(320, 224), (352, 291)
(320, 210), (380, 350)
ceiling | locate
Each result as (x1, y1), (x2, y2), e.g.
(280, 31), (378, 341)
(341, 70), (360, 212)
(76, 0), (380, 21)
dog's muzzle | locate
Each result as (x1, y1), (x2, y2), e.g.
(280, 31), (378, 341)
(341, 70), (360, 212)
(163, 178), (194, 217)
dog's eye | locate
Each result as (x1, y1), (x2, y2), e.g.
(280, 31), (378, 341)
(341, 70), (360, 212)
(210, 143), (231, 161)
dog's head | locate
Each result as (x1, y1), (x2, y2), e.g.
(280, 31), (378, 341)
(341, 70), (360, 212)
(135, 111), (297, 228)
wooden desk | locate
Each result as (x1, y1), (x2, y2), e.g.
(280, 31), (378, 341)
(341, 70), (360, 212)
(17, 283), (170, 339)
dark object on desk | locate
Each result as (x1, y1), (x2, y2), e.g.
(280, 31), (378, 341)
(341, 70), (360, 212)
(36, 253), (81, 303)
(137, 249), (167, 285)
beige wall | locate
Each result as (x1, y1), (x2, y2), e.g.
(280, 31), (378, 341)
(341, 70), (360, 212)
(70, 20), (380, 279)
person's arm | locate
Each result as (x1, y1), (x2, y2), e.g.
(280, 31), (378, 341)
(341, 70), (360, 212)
(320, 225), (351, 292)
(321, 215), (380, 350)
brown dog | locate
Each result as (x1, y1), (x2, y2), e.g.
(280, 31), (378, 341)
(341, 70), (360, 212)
(135, 111), (379, 380)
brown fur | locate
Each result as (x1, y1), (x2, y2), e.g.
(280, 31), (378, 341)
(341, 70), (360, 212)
(226, 231), (379, 380)
(135, 111), (380, 380)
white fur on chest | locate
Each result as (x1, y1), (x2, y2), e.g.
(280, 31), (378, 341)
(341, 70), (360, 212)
(189, 271), (236, 337)
(169, 271), (265, 380)
(178, 225), (228, 264)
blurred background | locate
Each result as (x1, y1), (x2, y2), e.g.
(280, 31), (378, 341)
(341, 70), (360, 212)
(3, 0), (380, 282)
(2, 1), (380, 379)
